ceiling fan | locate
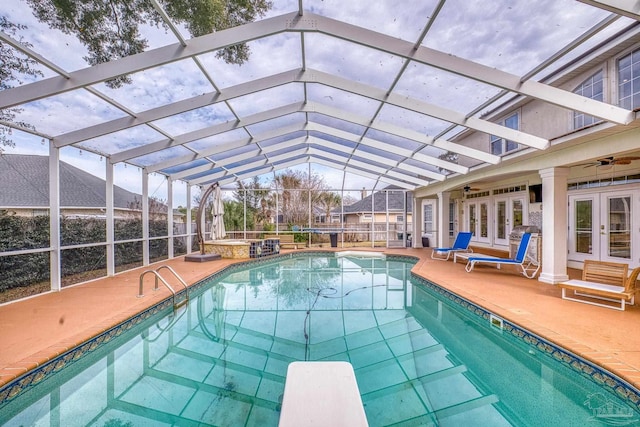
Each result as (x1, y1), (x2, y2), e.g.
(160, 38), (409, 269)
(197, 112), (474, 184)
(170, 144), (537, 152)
(463, 185), (481, 192)
(581, 156), (640, 169)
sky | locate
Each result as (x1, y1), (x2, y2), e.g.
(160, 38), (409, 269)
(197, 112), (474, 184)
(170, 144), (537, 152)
(0, 0), (630, 207)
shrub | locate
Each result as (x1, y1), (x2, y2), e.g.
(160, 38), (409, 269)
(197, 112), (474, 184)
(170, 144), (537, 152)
(0, 211), (176, 295)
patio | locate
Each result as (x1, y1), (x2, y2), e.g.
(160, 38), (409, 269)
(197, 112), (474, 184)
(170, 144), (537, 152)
(1, 247), (638, 392)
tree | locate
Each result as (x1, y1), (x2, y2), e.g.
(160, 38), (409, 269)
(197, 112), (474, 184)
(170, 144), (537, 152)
(233, 176), (267, 210)
(273, 172), (302, 224)
(0, 17), (43, 151)
(272, 169), (328, 226)
(318, 191), (341, 223)
(126, 196), (168, 218)
(23, 0), (273, 88)
(223, 199), (252, 232)
(438, 151), (459, 174)
(232, 177), (273, 229)
(1, 1), (271, 148)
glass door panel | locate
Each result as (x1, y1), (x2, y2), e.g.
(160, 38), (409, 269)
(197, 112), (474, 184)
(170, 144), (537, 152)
(469, 203), (477, 237)
(605, 195), (631, 260)
(423, 204), (433, 233)
(575, 199), (593, 255)
(480, 202), (488, 239)
(495, 200), (506, 243)
(422, 200), (435, 247)
(513, 199), (523, 228)
(496, 201), (506, 239)
(569, 195), (597, 262)
(495, 196), (526, 246)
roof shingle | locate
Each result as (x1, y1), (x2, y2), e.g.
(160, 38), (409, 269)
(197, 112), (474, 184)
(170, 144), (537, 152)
(0, 154), (141, 209)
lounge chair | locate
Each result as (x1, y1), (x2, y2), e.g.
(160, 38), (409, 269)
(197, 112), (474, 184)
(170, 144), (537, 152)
(464, 232), (540, 279)
(431, 232), (473, 261)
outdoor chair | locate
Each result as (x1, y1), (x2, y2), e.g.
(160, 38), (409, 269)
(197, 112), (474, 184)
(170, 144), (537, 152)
(464, 232), (540, 279)
(559, 261), (640, 311)
(431, 232), (473, 261)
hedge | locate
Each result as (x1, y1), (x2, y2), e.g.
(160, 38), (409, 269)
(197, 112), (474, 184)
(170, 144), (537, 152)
(0, 212), (186, 293)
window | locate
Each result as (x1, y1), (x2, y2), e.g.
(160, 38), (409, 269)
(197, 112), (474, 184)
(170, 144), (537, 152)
(396, 215), (404, 223)
(490, 112), (519, 155)
(618, 49), (640, 110)
(574, 70), (603, 129)
(448, 201), (455, 237)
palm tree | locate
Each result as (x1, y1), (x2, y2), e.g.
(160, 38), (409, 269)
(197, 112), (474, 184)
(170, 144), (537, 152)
(273, 173), (302, 225)
(318, 191), (341, 224)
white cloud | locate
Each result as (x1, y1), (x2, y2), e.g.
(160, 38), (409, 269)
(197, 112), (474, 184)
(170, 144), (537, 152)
(1, 0), (618, 198)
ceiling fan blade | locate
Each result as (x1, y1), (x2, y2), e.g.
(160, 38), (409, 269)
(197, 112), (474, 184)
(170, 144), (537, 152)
(596, 156), (614, 163)
(576, 155), (639, 168)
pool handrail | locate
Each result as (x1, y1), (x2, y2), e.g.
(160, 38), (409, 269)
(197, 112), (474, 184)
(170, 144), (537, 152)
(138, 266), (189, 309)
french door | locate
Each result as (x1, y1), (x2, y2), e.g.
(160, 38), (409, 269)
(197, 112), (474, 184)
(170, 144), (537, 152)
(494, 196), (525, 246)
(466, 200), (490, 243)
(569, 190), (637, 264)
(422, 200), (436, 247)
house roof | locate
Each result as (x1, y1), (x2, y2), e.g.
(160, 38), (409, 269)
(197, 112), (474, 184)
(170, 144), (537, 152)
(0, 154), (141, 209)
(335, 186), (413, 214)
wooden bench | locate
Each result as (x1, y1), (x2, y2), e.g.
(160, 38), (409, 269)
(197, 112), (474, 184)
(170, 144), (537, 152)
(558, 260), (640, 310)
(264, 234), (298, 250)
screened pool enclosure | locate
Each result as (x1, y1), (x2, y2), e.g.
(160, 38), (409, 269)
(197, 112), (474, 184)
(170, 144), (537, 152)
(1, 0), (639, 301)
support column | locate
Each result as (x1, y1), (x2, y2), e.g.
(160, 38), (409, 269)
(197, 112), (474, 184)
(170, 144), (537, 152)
(385, 191), (390, 247)
(49, 143), (61, 291)
(370, 191), (375, 249)
(406, 192), (411, 248)
(106, 161), (115, 276)
(538, 167), (570, 284)
(414, 198), (423, 247)
(142, 171), (149, 266)
(437, 191), (451, 248)
(186, 184), (192, 255)
(167, 177), (174, 259)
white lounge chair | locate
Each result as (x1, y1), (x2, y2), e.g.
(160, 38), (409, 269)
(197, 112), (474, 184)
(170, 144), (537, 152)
(431, 232), (473, 261)
(464, 233), (540, 279)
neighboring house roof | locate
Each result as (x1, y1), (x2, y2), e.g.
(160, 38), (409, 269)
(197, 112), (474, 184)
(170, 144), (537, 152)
(334, 186), (413, 214)
(0, 154), (141, 209)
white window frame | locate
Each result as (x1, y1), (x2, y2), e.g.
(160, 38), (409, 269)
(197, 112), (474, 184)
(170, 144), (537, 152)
(490, 112), (519, 156)
(573, 69), (604, 129)
(618, 48), (640, 110)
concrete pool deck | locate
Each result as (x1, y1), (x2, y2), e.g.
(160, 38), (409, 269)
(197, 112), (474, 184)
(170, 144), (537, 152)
(1, 247), (639, 392)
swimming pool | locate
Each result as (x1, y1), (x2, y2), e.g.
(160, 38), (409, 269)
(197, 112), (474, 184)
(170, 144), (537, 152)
(1, 252), (639, 426)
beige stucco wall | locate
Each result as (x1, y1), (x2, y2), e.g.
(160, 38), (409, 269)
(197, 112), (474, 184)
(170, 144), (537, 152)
(448, 40), (639, 171)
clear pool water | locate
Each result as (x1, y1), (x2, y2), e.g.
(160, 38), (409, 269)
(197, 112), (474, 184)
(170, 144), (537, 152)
(1, 254), (639, 426)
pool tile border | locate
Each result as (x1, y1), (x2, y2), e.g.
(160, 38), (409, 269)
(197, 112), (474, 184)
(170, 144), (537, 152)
(411, 273), (640, 412)
(2, 251), (638, 413)
(0, 296), (174, 405)
(0, 252), (314, 405)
